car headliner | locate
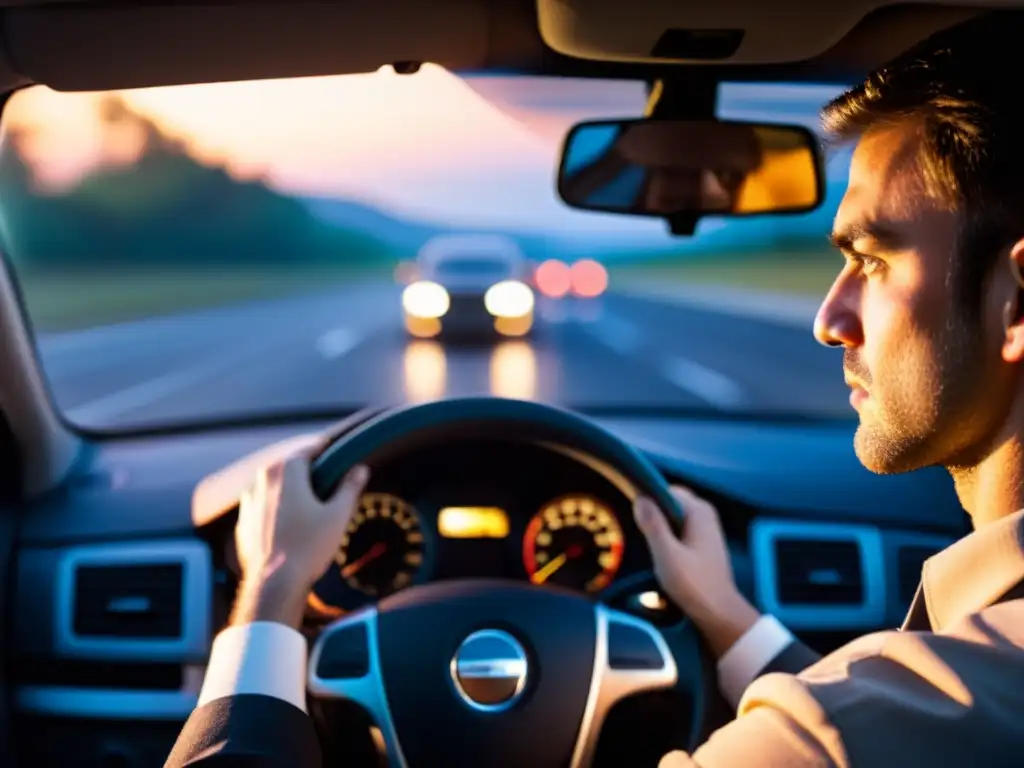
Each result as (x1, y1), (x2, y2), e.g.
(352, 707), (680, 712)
(0, 1), (1018, 97)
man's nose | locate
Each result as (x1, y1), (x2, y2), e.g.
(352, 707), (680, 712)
(813, 287), (862, 348)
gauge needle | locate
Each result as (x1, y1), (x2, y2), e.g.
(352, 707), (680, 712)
(341, 542), (387, 577)
(532, 544), (583, 584)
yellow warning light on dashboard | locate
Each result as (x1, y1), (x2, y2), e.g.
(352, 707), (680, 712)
(438, 507), (510, 539)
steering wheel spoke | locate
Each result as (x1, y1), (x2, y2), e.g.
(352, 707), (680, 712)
(308, 607), (408, 767)
(570, 604), (679, 767)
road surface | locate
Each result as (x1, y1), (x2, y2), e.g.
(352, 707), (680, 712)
(33, 280), (851, 430)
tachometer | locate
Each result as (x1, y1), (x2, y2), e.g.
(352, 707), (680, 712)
(523, 495), (624, 593)
(335, 493), (426, 597)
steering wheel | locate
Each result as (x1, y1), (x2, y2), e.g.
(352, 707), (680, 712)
(305, 397), (713, 768)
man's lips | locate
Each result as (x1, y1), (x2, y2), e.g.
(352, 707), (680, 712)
(845, 376), (870, 408)
(844, 373), (870, 409)
(844, 373), (868, 391)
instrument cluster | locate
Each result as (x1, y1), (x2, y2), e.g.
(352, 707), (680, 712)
(308, 489), (636, 616)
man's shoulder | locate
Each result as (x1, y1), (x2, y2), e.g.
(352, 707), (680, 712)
(740, 599), (1024, 767)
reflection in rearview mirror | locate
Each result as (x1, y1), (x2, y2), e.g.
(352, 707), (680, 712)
(557, 119), (823, 218)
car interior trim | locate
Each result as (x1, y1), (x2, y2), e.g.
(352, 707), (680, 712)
(751, 519), (888, 629)
(53, 538), (213, 661)
(0, 255), (81, 498)
(14, 665), (204, 721)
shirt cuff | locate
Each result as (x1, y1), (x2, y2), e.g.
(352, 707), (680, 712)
(716, 614), (794, 709)
(197, 621), (309, 713)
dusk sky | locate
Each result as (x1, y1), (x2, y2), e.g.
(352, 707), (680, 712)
(0, 66), (845, 237)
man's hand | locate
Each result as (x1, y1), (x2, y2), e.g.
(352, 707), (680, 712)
(634, 486), (761, 658)
(231, 449), (370, 629)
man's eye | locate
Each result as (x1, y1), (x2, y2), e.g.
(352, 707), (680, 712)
(844, 252), (884, 275)
(859, 255), (885, 274)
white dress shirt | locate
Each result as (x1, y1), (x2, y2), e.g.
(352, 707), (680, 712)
(197, 613), (795, 713)
(198, 620), (310, 712)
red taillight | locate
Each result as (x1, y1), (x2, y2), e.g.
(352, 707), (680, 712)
(570, 259), (608, 298)
(535, 259), (572, 298)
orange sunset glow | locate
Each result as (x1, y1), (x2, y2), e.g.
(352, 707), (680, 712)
(0, 65), (650, 229)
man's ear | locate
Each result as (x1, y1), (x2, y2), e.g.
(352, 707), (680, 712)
(1001, 239), (1024, 363)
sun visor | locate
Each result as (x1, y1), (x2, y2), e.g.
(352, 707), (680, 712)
(2, 0), (490, 91)
(536, 0), (1000, 65)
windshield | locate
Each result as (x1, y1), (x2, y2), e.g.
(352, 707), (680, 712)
(432, 258), (514, 280)
(0, 67), (853, 431)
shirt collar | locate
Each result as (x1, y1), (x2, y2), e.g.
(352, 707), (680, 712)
(921, 507), (1024, 631)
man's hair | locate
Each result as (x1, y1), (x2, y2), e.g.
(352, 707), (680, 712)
(821, 11), (1024, 316)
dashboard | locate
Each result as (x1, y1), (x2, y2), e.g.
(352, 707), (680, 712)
(8, 412), (971, 767)
(299, 439), (647, 616)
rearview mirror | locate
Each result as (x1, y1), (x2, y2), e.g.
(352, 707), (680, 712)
(557, 118), (823, 221)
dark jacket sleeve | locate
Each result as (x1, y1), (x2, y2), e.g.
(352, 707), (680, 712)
(754, 587), (927, 679)
(163, 695), (321, 767)
(759, 638), (822, 677)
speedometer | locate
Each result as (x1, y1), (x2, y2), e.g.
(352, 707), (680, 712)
(335, 493), (426, 597)
(523, 495), (624, 593)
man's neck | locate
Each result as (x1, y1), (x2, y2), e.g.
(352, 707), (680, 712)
(950, 436), (1024, 528)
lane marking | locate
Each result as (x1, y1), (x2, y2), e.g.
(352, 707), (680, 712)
(576, 308), (745, 408)
(66, 327), (364, 424)
(613, 282), (819, 330)
(316, 328), (362, 359)
(661, 357), (747, 408)
(38, 281), (399, 356)
(66, 348), (259, 424)
(589, 313), (641, 354)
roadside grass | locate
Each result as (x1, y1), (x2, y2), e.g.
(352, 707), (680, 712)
(11, 251), (843, 334)
(13, 264), (393, 333)
(610, 250), (841, 297)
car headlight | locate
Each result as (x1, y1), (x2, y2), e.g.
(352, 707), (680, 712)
(403, 281), (450, 319)
(484, 280), (534, 318)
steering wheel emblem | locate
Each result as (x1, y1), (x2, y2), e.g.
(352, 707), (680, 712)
(450, 629), (529, 711)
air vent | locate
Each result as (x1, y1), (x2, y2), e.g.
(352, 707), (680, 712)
(55, 540), (212, 661)
(74, 563), (184, 639)
(751, 520), (886, 630)
(774, 539), (863, 606)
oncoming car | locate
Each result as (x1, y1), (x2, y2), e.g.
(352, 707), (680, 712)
(402, 234), (535, 340)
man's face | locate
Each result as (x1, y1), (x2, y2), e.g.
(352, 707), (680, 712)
(815, 122), (1012, 473)
(614, 121), (761, 214)
(644, 168), (743, 213)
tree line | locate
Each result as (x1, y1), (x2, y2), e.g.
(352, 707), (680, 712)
(0, 95), (393, 270)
